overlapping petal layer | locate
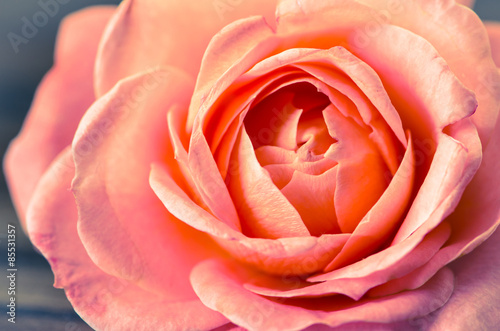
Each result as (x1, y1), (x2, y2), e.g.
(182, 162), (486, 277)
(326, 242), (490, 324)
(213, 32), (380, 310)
(191, 259), (454, 330)
(6, 0), (500, 330)
(72, 68), (226, 300)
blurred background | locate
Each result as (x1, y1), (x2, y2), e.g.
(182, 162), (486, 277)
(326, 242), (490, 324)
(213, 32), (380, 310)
(0, 0), (499, 330)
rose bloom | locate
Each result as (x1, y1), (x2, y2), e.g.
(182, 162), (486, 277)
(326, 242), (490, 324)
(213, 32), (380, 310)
(4, 0), (500, 329)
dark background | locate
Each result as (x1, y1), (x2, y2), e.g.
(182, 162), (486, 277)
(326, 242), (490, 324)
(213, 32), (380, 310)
(0, 1), (499, 330)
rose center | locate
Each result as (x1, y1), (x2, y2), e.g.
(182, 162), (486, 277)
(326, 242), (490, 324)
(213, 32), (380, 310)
(241, 82), (391, 236)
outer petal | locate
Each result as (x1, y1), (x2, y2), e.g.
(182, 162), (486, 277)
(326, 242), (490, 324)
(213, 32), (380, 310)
(245, 222), (450, 301)
(357, 0), (500, 145)
(191, 259), (454, 330)
(486, 23), (500, 67)
(428, 109), (500, 330)
(276, 0), (500, 144)
(455, 0), (474, 7)
(429, 229), (500, 330)
(3, 6), (115, 229)
(95, 0), (278, 96)
(368, 115), (500, 328)
(26, 149), (229, 330)
(72, 68), (223, 300)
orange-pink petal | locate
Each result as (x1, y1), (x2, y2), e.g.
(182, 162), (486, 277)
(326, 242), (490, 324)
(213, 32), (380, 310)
(226, 127), (310, 238)
(150, 163), (349, 275)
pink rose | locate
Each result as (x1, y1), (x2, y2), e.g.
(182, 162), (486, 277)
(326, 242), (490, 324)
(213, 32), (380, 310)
(4, 0), (500, 329)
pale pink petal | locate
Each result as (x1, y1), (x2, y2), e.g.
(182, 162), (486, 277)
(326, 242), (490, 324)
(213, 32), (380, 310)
(26, 149), (228, 330)
(281, 168), (340, 236)
(426, 112), (500, 329)
(486, 23), (500, 67)
(190, 259), (454, 330)
(262, 164), (295, 188)
(329, 121), (481, 295)
(211, 78), (330, 176)
(3, 7), (114, 229)
(164, 107), (200, 199)
(429, 228), (500, 330)
(295, 58), (405, 175)
(150, 163), (349, 275)
(194, 49), (310, 157)
(95, 0), (278, 96)
(241, 46), (407, 154)
(197, 65), (295, 154)
(72, 68), (223, 299)
(295, 118), (489, 309)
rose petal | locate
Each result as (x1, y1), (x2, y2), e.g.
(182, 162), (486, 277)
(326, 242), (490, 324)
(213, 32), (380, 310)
(189, 125), (242, 231)
(72, 68), (223, 298)
(325, 133), (415, 271)
(150, 163), (349, 275)
(281, 167), (340, 236)
(393, 121), (481, 244)
(276, 0), (500, 145)
(378, 98), (499, 329)
(190, 259), (454, 330)
(244, 89), (303, 150)
(357, 0), (500, 145)
(294, 49), (407, 151)
(425, 110), (500, 329)
(95, 0), (278, 96)
(245, 222), (450, 300)
(294, 55), (405, 175)
(226, 127), (310, 238)
(348, 25), (476, 137)
(323, 104), (390, 234)
(486, 23), (500, 68)
(302, 119), (483, 299)
(25, 149), (229, 330)
(188, 15), (277, 128)
(3, 6), (114, 229)
(456, 0), (475, 7)
(242, 134), (417, 301)
(308, 185), (464, 285)
(429, 228), (500, 330)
